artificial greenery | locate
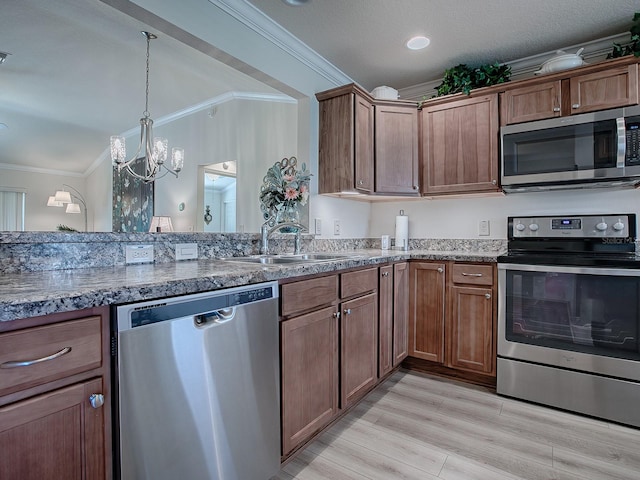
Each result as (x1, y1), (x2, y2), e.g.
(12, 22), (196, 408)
(56, 224), (78, 232)
(433, 62), (512, 97)
(607, 12), (640, 59)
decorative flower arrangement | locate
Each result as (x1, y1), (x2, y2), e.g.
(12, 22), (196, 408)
(260, 157), (311, 224)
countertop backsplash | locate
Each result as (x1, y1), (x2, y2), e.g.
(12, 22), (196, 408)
(0, 232), (506, 274)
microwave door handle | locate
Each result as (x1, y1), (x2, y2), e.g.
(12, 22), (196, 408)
(616, 117), (626, 168)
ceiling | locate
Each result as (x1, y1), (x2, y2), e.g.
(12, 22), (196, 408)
(0, 0), (284, 175)
(2, 0), (638, 176)
(246, 0), (638, 92)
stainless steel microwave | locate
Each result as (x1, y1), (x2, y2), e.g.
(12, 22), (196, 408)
(501, 104), (640, 192)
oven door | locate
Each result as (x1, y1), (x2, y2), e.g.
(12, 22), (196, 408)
(498, 263), (640, 381)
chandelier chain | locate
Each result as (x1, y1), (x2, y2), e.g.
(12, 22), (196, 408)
(144, 33), (151, 118)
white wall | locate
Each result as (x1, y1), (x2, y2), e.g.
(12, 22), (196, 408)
(85, 157), (112, 231)
(0, 168), (88, 231)
(369, 188), (640, 240)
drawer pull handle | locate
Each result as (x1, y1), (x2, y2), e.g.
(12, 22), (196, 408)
(462, 273), (483, 277)
(0, 346), (72, 369)
(89, 393), (105, 409)
(382, 272), (390, 277)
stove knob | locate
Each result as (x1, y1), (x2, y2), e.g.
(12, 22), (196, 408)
(613, 221), (625, 231)
(515, 223), (526, 232)
(529, 223), (539, 231)
(595, 222), (608, 231)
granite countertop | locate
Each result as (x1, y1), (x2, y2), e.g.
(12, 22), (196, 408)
(0, 248), (504, 322)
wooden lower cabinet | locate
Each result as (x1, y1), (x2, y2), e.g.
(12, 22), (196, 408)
(409, 262), (446, 362)
(408, 261), (496, 378)
(281, 305), (339, 456)
(0, 378), (105, 480)
(0, 306), (111, 480)
(392, 262), (409, 366)
(378, 265), (394, 376)
(341, 292), (378, 407)
(448, 285), (494, 374)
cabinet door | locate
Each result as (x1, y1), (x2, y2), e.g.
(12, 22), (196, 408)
(341, 292), (378, 407)
(409, 262), (446, 363)
(281, 306), (339, 455)
(354, 93), (374, 192)
(392, 262), (409, 366)
(378, 266), (394, 377)
(0, 378), (105, 480)
(375, 103), (419, 194)
(500, 80), (561, 125)
(448, 286), (494, 374)
(422, 94), (499, 195)
(318, 86), (373, 194)
(569, 64), (639, 114)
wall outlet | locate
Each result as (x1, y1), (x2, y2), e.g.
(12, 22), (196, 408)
(478, 220), (490, 236)
(333, 219), (341, 236)
(314, 218), (322, 235)
(125, 245), (154, 264)
(175, 243), (198, 261)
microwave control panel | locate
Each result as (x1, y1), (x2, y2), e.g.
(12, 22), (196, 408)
(626, 120), (640, 165)
(510, 214), (633, 238)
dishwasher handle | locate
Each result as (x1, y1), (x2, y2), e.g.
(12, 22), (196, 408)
(194, 308), (236, 326)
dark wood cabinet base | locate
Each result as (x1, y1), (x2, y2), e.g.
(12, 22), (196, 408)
(402, 356), (496, 389)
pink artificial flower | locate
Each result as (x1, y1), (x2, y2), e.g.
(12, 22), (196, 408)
(299, 184), (308, 193)
(284, 187), (300, 200)
(283, 174), (295, 182)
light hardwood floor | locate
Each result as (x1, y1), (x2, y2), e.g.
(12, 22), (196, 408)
(276, 370), (640, 480)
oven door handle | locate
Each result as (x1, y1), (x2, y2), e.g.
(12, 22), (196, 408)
(498, 262), (640, 277)
(616, 116), (626, 169)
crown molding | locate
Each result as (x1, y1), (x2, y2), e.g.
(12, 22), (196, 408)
(208, 0), (353, 87)
(0, 162), (84, 178)
(399, 32), (631, 101)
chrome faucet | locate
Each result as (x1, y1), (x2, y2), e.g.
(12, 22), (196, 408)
(260, 221), (307, 255)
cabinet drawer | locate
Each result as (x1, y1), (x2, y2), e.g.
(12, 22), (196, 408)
(0, 316), (102, 397)
(281, 275), (339, 317)
(341, 268), (378, 298)
(451, 264), (494, 286)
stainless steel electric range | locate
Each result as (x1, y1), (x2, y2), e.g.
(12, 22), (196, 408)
(497, 213), (640, 427)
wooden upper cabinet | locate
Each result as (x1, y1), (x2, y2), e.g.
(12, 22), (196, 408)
(500, 80), (562, 125)
(422, 94), (500, 195)
(569, 64), (639, 114)
(317, 84), (374, 194)
(375, 102), (420, 194)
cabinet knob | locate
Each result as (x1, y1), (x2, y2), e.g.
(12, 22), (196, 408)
(344, 308), (352, 315)
(413, 185), (419, 190)
(437, 267), (443, 273)
(553, 107), (560, 112)
(572, 104), (580, 109)
(332, 312), (340, 318)
(89, 393), (104, 409)
(358, 180), (364, 186)
(485, 293), (491, 300)
(491, 179), (497, 185)
(382, 271), (389, 277)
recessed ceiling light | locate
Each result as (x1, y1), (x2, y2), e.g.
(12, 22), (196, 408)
(281, 0), (310, 5)
(406, 36), (430, 50)
(0, 52), (10, 64)
(0, 123), (8, 130)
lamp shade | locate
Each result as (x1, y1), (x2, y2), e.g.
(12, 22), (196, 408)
(149, 216), (173, 232)
(54, 190), (72, 203)
(47, 196), (64, 207)
(66, 203), (81, 214)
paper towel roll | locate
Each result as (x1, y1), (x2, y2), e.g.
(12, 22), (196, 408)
(395, 213), (409, 250)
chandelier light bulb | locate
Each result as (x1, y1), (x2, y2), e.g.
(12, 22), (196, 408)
(172, 148), (184, 172)
(110, 136), (126, 164)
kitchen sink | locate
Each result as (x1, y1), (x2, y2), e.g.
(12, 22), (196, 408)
(222, 253), (363, 264)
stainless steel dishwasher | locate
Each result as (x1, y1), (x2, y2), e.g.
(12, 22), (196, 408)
(113, 282), (280, 480)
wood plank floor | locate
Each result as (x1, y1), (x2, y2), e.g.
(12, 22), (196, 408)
(275, 370), (640, 480)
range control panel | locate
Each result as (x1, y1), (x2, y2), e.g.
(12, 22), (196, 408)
(510, 214), (634, 238)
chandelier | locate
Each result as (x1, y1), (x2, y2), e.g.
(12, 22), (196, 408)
(110, 32), (184, 183)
